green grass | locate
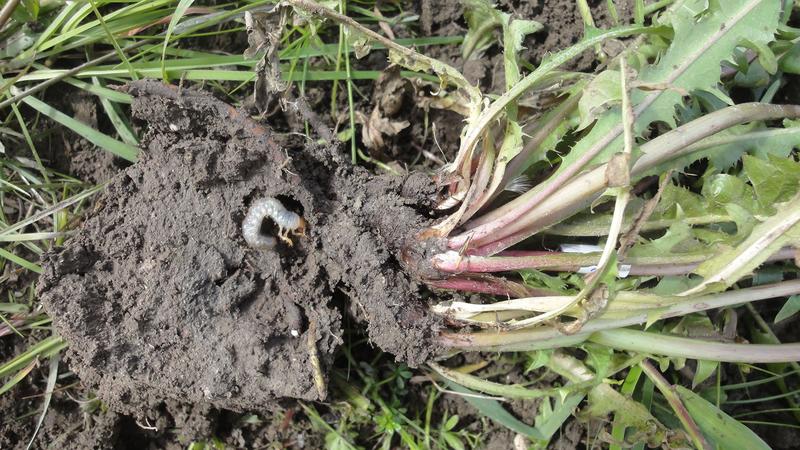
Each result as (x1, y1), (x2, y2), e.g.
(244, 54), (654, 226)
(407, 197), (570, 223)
(2, 0), (800, 449)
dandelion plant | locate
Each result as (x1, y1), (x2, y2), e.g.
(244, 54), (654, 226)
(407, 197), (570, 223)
(289, 0), (800, 445)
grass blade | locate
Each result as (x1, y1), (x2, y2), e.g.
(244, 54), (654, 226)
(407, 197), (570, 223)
(25, 352), (60, 450)
(0, 359), (36, 396)
(675, 385), (771, 450)
(442, 379), (545, 439)
(534, 393), (585, 440)
(0, 183), (104, 237)
(161, 0), (196, 80)
(0, 336), (66, 378)
(91, 77), (138, 146)
(0, 247), (42, 273)
(16, 94), (138, 161)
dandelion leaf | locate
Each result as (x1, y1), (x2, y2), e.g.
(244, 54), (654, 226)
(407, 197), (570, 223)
(557, 0), (781, 178)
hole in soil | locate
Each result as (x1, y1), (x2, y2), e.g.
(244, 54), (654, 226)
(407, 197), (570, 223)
(117, 414), (166, 448)
(241, 193), (307, 253)
(329, 282), (351, 317)
(274, 194), (304, 216)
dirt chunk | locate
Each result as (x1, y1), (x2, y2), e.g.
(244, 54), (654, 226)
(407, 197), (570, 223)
(38, 80), (441, 412)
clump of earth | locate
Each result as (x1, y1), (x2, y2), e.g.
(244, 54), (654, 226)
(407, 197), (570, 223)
(37, 80), (442, 413)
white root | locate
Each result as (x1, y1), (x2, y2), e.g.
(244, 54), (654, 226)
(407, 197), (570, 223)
(242, 197), (306, 249)
(432, 296), (575, 320)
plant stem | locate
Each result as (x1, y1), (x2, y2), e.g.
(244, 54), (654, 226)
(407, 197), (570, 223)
(546, 213), (735, 237)
(339, 0), (358, 165)
(498, 66), (636, 331)
(449, 24), (650, 181)
(428, 362), (596, 399)
(455, 103), (800, 256)
(428, 131), (496, 236)
(640, 360), (712, 450)
(591, 329), (800, 363)
(643, 0), (676, 15)
(439, 279), (800, 351)
(426, 276), (554, 298)
(0, 0), (20, 32)
(431, 247), (796, 276)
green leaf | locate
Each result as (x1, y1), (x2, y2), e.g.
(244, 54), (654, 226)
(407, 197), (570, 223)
(332, 374), (371, 412)
(650, 276), (702, 296)
(692, 360), (718, 388)
(454, 23), (654, 176)
(685, 193), (800, 295)
(92, 77), (138, 146)
(700, 174), (753, 208)
(459, 6), (542, 221)
(724, 203), (756, 241)
(461, 0), (502, 59)
(743, 154), (800, 213)
(779, 42), (800, 74)
(0, 246), (41, 273)
(742, 38), (778, 74)
(675, 385), (770, 450)
(525, 350), (553, 372)
(0, 336), (66, 379)
(656, 183), (707, 218)
(26, 353), (60, 450)
(0, 25), (39, 59)
(533, 393), (585, 441)
(610, 365), (643, 450)
(503, 18), (542, 88)
(0, 359), (36, 396)
(626, 221), (703, 258)
(578, 70), (622, 130)
(670, 314), (716, 337)
(11, 0), (39, 22)
(519, 269), (569, 293)
(583, 382), (665, 446)
(443, 380), (544, 439)
(344, 27), (372, 59)
(557, 0), (781, 178)
(774, 295), (800, 323)
(582, 343), (615, 378)
(444, 414), (459, 431)
(442, 432), (465, 450)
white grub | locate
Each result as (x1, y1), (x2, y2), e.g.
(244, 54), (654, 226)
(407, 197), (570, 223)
(242, 197), (306, 249)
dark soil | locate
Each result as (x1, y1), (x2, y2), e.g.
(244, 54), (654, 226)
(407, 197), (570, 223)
(37, 80), (442, 413)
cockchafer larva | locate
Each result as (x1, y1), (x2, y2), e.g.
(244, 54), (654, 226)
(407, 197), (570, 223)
(242, 197), (306, 249)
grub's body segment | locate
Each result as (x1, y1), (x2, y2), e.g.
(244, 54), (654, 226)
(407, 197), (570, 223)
(242, 197), (306, 249)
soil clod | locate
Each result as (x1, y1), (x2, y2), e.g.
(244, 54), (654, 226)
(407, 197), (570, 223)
(38, 80), (440, 412)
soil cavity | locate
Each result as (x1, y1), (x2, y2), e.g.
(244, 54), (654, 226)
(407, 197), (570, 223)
(38, 80), (440, 412)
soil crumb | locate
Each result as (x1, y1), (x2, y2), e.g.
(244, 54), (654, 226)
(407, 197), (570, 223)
(37, 80), (441, 412)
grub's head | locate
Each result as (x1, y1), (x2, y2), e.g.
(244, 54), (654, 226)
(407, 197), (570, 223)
(293, 217), (308, 237)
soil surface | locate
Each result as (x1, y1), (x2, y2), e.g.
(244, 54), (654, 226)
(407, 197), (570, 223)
(37, 80), (441, 413)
